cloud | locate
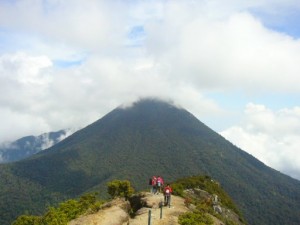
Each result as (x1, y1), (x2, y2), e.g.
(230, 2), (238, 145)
(0, 0), (127, 51)
(0, 51), (223, 142)
(40, 128), (75, 150)
(0, 52), (52, 112)
(221, 103), (300, 180)
(0, 107), (50, 142)
(0, 0), (299, 180)
(145, 5), (300, 93)
(0, 53), (53, 140)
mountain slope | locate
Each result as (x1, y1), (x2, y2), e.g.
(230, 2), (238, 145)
(0, 130), (72, 163)
(0, 98), (300, 225)
(12, 175), (245, 225)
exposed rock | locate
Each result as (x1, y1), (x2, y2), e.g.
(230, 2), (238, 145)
(68, 190), (246, 225)
(68, 198), (130, 225)
(213, 205), (223, 214)
(140, 192), (165, 209)
(135, 207), (149, 215)
(125, 192), (189, 225)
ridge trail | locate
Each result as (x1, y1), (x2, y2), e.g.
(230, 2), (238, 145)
(69, 192), (224, 225)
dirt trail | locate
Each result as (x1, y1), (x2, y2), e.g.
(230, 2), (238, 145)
(124, 193), (189, 225)
(68, 198), (129, 225)
(68, 192), (188, 225)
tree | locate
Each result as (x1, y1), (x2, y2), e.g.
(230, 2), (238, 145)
(107, 180), (134, 199)
(42, 206), (67, 225)
(12, 215), (41, 225)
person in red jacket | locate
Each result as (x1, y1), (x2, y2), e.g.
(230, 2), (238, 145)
(151, 176), (157, 194)
(156, 176), (164, 194)
(163, 184), (173, 207)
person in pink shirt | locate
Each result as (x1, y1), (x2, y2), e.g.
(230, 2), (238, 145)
(156, 176), (164, 194)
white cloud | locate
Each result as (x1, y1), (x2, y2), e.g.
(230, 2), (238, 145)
(145, 6), (300, 93)
(221, 103), (300, 180)
(40, 129), (75, 150)
(0, 51), (223, 142)
(0, 0), (127, 51)
(0, 0), (300, 180)
(0, 52), (52, 83)
(0, 107), (50, 142)
(0, 52), (52, 112)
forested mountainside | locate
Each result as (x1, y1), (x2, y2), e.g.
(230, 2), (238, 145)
(0, 99), (300, 225)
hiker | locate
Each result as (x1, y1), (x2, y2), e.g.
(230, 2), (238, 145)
(156, 176), (164, 193)
(163, 184), (173, 207)
(151, 176), (157, 194)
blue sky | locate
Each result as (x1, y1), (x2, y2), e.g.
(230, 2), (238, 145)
(0, 0), (300, 180)
(252, 6), (300, 38)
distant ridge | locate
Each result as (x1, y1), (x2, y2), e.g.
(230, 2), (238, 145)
(0, 129), (72, 163)
(0, 98), (300, 225)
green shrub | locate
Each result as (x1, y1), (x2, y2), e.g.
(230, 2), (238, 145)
(12, 215), (42, 225)
(172, 183), (184, 196)
(178, 211), (213, 225)
(58, 199), (82, 221)
(89, 201), (103, 213)
(12, 192), (102, 225)
(78, 192), (98, 213)
(107, 180), (134, 199)
(42, 206), (68, 225)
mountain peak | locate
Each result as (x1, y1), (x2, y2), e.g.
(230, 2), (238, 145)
(115, 98), (182, 117)
(118, 97), (178, 109)
(1, 100), (300, 225)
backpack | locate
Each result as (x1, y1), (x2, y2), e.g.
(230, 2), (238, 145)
(165, 188), (171, 195)
(157, 180), (161, 186)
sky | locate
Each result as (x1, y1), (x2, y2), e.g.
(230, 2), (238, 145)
(0, 0), (300, 180)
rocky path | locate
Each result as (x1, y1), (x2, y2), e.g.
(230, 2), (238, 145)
(124, 192), (189, 225)
(68, 192), (189, 225)
(68, 192), (225, 225)
(69, 198), (129, 225)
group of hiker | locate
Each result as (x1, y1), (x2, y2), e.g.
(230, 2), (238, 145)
(149, 175), (173, 206)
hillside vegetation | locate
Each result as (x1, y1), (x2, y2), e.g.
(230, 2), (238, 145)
(12, 176), (246, 225)
(173, 176), (246, 225)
